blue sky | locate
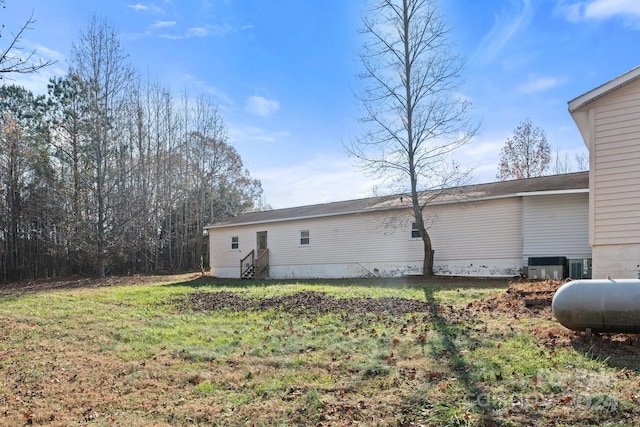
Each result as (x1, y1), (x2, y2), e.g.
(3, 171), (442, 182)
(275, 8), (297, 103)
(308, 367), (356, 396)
(3, 0), (640, 208)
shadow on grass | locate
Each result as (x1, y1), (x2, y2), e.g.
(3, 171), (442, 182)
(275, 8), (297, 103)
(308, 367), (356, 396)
(170, 275), (504, 424)
(172, 276), (505, 424)
(420, 286), (498, 426)
(572, 334), (640, 372)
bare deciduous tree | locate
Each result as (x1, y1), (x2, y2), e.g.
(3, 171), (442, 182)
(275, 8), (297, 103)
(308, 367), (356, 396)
(551, 146), (570, 175)
(348, 0), (477, 277)
(497, 118), (550, 180)
(574, 151), (588, 171)
(0, 15), (264, 283)
(0, 1), (55, 78)
(70, 15), (136, 277)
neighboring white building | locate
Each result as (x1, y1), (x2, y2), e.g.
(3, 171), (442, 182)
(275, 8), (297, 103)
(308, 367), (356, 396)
(569, 66), (640, 279)
(205, 172), (590, 279)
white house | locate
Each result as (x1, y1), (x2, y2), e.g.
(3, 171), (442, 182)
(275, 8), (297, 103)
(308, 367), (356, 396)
(569, 66), (640, 279)
(205, 172), (590, 279)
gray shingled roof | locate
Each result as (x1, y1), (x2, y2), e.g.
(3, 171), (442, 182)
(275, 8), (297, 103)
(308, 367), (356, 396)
(206, 171), (589, 228)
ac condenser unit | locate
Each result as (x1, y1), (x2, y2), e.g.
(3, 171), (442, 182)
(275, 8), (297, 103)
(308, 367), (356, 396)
(527, 265), (564, 280)
(527, 257), (566, 280)
(568, 258), (592, 279)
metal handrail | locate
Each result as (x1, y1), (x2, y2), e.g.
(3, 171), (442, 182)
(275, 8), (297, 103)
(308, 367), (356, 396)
(240, 250), (255, 278)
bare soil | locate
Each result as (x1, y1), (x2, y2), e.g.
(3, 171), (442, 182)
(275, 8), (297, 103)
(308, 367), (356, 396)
(181, 290), (436, 316)
(182, 278), (640, 373)
(468, 279), (640, 370)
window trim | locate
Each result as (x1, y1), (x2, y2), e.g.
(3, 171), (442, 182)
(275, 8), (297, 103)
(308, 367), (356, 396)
(299, 230), (310, 246)
(411, 222), (421, 239)
(230, 236), (239, 250)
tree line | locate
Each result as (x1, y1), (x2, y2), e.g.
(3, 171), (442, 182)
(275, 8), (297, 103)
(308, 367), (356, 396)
(0, 17), (263, 283)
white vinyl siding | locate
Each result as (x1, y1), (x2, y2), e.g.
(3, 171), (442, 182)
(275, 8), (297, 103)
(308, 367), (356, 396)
(209, 210), (423, 278)
(208, 194), (584, 278)
(428, 198), (522, 261)
(589, 78), (640, 245)
(522, 193), (591, 260)
(267, 212), (422, 266)
(210, 198), (523, 274)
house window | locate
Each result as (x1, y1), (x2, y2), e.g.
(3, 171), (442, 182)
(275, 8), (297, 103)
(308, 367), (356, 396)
(230, 236), (239, 250)
(411, 222), (421, 239)
(300, 230), (310, 246)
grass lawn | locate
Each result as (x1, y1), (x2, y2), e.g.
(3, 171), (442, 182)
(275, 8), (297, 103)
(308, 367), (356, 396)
(1, 274), (639, 426)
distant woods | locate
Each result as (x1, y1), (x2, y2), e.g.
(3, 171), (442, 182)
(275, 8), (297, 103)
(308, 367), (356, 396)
(0, 17), (263, 283)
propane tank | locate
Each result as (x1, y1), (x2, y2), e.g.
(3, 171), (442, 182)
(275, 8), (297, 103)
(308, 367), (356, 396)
(552, 278), (640, 333)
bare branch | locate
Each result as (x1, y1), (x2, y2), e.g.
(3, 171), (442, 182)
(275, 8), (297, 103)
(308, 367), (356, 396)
(0, 8), (56, 78)
(347, 0), (478, 277)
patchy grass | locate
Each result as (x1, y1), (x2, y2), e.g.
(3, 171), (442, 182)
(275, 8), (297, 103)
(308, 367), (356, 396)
(1, 275), (639, 425)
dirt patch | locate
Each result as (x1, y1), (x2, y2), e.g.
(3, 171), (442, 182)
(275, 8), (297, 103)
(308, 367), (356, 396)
(181, 290), (435, 316)
(467, 280), (640, 371)
(466, 279), (564, 319)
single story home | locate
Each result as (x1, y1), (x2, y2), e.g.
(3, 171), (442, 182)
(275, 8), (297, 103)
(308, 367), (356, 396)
(206, 65), (640, 280)
(205, 171), (590, 279)
(569, 65), (640, 279)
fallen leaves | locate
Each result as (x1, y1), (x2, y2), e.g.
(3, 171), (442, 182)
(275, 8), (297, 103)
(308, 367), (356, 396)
(180, 291), (436, 317)
(560, 395), (573, 405)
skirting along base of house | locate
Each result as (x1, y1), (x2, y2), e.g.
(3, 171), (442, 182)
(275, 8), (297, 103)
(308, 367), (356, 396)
(592, 244), (640, 280)
(211, 259), (522, 279)
(433, 258), (522, 278)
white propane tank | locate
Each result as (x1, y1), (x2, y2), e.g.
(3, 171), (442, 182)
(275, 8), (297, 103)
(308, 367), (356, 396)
(552, 278), (640, 333)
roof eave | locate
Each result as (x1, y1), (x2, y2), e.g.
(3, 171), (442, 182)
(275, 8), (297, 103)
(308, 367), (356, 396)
(567, 66), (640, 151)
(204, 187), (588, 230)
(204, 205), (408, 229)
(568, 65), (640, 113)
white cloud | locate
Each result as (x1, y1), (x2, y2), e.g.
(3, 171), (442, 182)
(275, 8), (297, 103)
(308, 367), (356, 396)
(150, 20), (176, 29)
(254, 156), (383, 208)
(208, 24), (234, 36)
(187, 27), (208, 37)
(127, 3), (164, 14)
(180, 74), (236, 108)
(452, 134), (508, 184)
(584, 0), (640, 20)
(555, 2), (584, 22)
(228, 126), (290, 143)
(158, 24), (232, 40)
(7, 63), (67, 95)
(31, 45), (66, 62)
(473, 0), (533, 65)
(128, 3), (146, 11)
(245, 96), (280, 117)
(2, 41), (66, 95)
(517, 75), (564, 94)
(556, 0), (640, 26)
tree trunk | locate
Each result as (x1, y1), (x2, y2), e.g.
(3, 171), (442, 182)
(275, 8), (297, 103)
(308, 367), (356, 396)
(423, 246), (434, 278)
